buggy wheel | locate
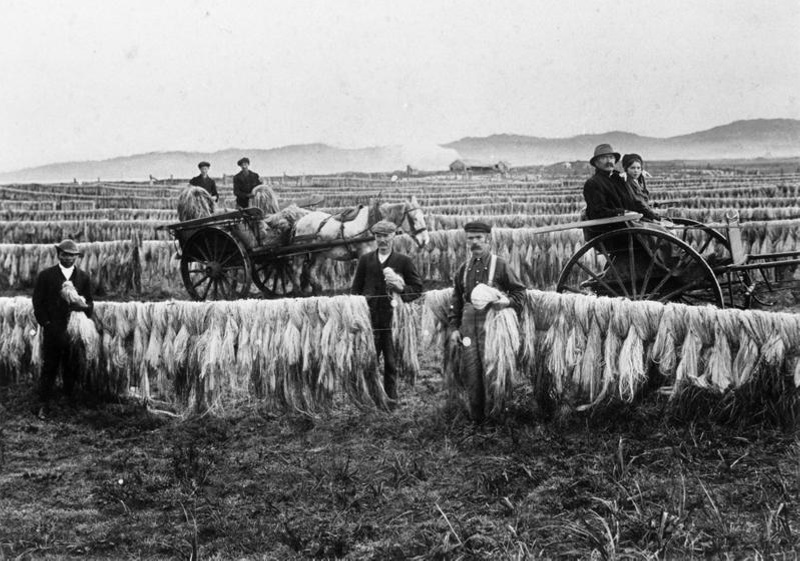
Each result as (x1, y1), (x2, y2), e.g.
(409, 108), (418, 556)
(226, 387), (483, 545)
(180, 227), (252, 301)
(556, 227), (724, 308)
(669, 217), (731, 269)
(252, 257), (298, 298)
(669, 217), (752, 307)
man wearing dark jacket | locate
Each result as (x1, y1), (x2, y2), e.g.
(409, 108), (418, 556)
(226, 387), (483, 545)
(583, 143), (659, 235)
(233, 157), (262, 208)
(351, 220), (423, 406)
(189, 161), (219, 202)
(32, 239), (94, 417)
(448, 222), (526, 423)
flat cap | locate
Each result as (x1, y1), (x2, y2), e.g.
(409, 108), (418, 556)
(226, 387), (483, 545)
(237, 157), (250, 166)
(198, 161), (211, 169)
(54, 239), (81, 255)
(371, 220), (397, 235)
(463, 221), (491, 234)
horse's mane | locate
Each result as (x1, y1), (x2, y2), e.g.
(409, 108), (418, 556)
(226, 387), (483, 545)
(368, 197), (382, 228)
(378, 200), (407, 226)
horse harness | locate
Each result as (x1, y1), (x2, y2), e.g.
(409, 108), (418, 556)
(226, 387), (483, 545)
(311, 202), (426, 258)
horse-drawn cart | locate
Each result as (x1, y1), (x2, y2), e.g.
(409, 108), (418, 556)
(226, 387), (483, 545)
(550, 211), (800, 308)
(163, 208), (375, 300)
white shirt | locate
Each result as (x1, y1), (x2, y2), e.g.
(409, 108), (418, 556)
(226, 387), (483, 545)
(59, 264), (75, 280)
(377, 251), (392, 264)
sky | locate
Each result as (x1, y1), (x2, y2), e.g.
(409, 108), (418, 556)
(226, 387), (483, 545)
(0, 0), (798, 172)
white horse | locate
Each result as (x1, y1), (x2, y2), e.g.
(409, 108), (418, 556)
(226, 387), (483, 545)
(292, 195), (430, 293)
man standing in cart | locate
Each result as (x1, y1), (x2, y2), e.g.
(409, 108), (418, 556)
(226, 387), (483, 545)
(233, 157), (263, 209)
(189, 161), (219, 202)
(351, 220), (423, 409)
(447, 222), (526, 424)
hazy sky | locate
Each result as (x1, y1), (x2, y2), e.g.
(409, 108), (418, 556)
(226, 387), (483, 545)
(1, 0), (798, 172)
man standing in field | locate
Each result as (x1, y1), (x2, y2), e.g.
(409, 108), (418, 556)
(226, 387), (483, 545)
(32, 239), (94, 419)
(583, 143), (659, 235)
(448, 222), (526, 424)
(233, 157), (263, 209)
(351, 220), (423, 408)
(189, 161), (219, 202)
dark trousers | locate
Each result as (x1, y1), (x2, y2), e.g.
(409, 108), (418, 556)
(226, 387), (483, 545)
(374, 328), (397, 400)
(39, 326), (77, 403)
(460, 304), (488, 423)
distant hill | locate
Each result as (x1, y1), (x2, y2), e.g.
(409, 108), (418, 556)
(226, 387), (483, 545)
(444, 119), (800, 165)
(0, 119), (798, 183)
(0, 144), (460, 184)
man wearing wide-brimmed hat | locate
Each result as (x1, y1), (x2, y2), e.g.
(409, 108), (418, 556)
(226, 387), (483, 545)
(233, 157), (263, 209)
(447, 221), (526, 423)
(583, 143), (659, 235)
(351, 220), (423, 408)
(32, 239), (94, 418)
(189, 161), (219, 202)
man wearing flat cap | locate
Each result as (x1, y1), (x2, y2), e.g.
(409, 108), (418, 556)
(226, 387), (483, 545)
(233, 157), (263, 209)
(189, 161), (219, 202)
(447, 222), (526, 423)
(583, 143), (659, 236)
(351, 219), (423, 408)
(32, 239), (94, 418)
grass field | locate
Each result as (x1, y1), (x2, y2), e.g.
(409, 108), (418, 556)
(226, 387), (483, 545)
(3, 169), (800, 559)
(2, 357), (799, 560)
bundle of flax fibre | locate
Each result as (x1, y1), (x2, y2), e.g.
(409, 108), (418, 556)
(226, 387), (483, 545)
(252, 185), (280, 215)
(483, 306), (521, 415)
(177, 186), (215, 221)
(391, 293), (421, 385)
(59, 281), (100, 386)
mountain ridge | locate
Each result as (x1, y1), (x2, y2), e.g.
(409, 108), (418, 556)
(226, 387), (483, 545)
(1, 118), (798, 183)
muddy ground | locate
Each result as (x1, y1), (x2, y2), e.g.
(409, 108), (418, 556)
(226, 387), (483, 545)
(2, 353), (799, 560)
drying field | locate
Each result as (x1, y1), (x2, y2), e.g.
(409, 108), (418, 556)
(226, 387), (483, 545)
(1, 168), (800, 559)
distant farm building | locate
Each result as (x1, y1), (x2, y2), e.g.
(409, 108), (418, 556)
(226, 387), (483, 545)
(449, 159), (510, 174)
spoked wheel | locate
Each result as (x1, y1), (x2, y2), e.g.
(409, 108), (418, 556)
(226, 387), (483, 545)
(252, 256), (299, 298)
(556, 227), (724, 307)
(668, 217), (731, 269)
(669, 217), (752, 307)
(180, 228), (252, 301)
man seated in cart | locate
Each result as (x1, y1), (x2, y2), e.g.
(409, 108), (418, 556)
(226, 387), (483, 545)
(583, 144), (660, 234)
(582, 143), (679, 285)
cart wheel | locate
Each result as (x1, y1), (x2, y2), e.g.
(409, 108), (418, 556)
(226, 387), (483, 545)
(252, 257), (298, 298)
(669, 217), (752, 307)
(669, 217), (731, 268)
(180, 227), (252, 301)
(556, 227), (724, 307)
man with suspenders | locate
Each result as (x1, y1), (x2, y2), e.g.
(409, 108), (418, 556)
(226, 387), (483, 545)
(447, 222), (526, 423)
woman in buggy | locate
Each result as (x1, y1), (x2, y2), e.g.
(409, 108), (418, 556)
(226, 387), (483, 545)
(581, 145), (683, 288)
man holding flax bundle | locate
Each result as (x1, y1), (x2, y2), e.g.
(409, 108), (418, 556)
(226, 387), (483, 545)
(351, 220), (423, 409)
(32, 239), (94, 419)
(448, 222), (526, 424)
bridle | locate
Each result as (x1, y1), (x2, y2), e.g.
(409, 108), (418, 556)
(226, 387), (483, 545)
(401, 205), (428, 247)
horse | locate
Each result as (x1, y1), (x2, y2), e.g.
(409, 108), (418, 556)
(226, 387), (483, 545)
(292, 195), (429, 294)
